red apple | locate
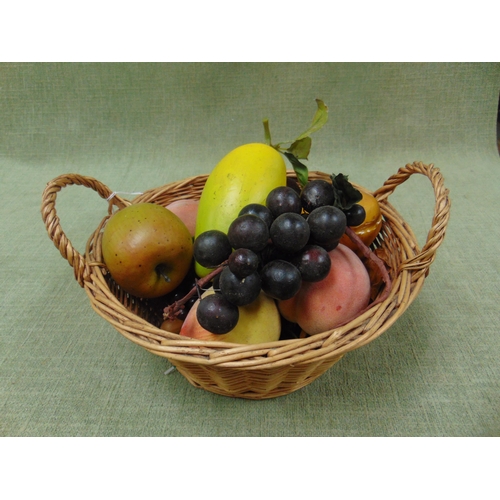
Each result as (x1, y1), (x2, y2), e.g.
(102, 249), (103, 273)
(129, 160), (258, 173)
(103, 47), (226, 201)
(278, 244), (371, 334)
(101, 203), (193, 298)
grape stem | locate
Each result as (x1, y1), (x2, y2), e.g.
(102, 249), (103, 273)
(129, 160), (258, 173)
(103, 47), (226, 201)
(344, 226), (392, 309)
(163, 261), (228, 321)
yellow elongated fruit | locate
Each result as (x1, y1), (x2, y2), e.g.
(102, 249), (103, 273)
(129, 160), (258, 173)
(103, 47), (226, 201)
(195, 143), (287, 276)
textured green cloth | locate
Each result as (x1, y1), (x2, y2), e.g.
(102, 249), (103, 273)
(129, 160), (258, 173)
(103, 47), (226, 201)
(1, 62), (499, 436)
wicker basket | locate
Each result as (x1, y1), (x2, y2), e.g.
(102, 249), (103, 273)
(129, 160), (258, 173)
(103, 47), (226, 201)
(41, 162), (450, 399)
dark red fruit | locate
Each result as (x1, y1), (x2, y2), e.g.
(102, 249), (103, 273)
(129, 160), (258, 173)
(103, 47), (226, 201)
(290, 245), (331, 282)
(227, 214), (270, 253)
(300, 179), (334, 213)
(269, 212), (310, 254)
(307, 205), (346, 244)
(193, 230), (232, 268)
(196, 294), (239, 334)
(344, 203), (366, 227)
(228, 248), (260, 278)
(260, 260), (302, 301)
(219, 266), (262, 306)
(238, 203), (274, 228)
(266, 186), (302, 217)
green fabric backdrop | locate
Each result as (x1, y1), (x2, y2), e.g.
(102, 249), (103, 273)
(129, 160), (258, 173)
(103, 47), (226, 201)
(1, 62), (499, 436)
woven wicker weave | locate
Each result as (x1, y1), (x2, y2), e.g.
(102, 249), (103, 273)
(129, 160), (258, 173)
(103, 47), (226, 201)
(41, 162), (450, 399)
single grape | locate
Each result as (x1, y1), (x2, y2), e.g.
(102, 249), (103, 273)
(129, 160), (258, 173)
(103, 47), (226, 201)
(260, 260), (302, 300)
(266, 186), (302, 217)
(238, 203), (274, 228)
(269, 212), (310, 254)
(193, 230), (232, 268)
(290, 245), (331, 282)
(300, 179), (334, 213)
(307, 205), (346, 244)
(196, 293), (239, 334)
(227, 214), (270, 253)
(228, 248), (260, 278)
(344, 203), (366, 227)
(219, 266), (262, 306)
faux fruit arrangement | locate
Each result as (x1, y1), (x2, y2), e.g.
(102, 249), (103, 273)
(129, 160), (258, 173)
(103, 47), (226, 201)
(101, 100), (390, 344)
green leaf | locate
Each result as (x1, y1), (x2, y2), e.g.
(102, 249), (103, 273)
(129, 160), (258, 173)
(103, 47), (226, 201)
(261, 99), (329, 189)
(294, 99), (329, 141)
(284, 152), (308, 187)
(263, 118), (272, 146)
(330, 173), (363, 210)
(287, 136), (312, 160)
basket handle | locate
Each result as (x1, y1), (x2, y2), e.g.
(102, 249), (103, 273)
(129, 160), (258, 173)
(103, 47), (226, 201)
(373, 161), (451, 277)
(41, 173), (129, 286)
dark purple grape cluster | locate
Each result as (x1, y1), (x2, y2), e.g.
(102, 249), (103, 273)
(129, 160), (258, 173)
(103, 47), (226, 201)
(191, 178), (355, 336)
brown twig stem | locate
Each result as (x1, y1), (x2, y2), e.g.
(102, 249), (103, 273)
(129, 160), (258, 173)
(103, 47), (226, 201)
(345, 226), (392, 308)
(163, 261), (227, 320)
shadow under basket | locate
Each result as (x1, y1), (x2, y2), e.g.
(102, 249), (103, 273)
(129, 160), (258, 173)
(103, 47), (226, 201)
(41, 162), (450, 400)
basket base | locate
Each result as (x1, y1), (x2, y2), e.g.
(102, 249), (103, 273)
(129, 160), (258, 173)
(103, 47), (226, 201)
(171, 355), (344, 400)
